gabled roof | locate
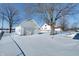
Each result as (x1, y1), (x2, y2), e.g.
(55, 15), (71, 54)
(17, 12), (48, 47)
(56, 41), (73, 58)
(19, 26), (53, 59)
(41, 23), (61, 28)
(18, 19), (40, 29)
(40, 23), (51, 30)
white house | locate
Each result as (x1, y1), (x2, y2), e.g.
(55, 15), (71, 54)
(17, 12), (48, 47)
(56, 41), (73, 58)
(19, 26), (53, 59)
(40, 23), (51, 32)
(15, 19), (40, 35)
(40, 23), (62, 33)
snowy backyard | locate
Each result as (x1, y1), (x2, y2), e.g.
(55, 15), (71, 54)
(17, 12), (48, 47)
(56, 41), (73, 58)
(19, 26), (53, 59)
(1, 3), (79, 56)
(0, 32), (79, 56)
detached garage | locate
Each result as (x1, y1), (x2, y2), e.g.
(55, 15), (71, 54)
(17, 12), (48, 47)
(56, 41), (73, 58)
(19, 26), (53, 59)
(15, 19), (39, 35)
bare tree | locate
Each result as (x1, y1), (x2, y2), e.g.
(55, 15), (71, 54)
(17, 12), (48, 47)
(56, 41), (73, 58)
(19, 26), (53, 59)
(1, 5), (19, 33)
(71, 22), (79, 31)
(25, 4), (57, 35)
(25, 3), (79, 35)
(59, 17), (69, 31)
(0, 8), (6, 31)
(0, 13), (4, 31)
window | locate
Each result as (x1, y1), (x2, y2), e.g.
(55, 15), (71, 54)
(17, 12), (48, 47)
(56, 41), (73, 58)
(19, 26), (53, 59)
(45, 25), (47, 26)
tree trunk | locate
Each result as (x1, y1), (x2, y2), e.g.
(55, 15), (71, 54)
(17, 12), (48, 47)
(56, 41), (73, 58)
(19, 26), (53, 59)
(50, 24), (55, 35)
(1, 18), (4, 31)
(61, 23), (65, 31)
(61, 16), (66, 31)
(9, 24), (12, 33)
(1, 13), (4, 31)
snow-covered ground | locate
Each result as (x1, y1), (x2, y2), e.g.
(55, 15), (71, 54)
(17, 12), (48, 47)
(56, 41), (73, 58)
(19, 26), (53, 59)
(0, 32), (79, 56)
(0, 33), (23, 56)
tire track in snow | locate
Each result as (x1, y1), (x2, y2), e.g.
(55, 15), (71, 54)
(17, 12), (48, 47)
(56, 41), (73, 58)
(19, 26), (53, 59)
(9, 34), (26, 56)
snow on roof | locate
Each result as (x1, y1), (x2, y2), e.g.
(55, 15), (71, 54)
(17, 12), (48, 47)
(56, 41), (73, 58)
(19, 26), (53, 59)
(41, 23), (61, 28)
(40, 23), (51, 30)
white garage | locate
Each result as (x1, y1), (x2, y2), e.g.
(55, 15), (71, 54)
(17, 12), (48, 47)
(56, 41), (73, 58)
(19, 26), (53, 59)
(15, 19), (39, 35)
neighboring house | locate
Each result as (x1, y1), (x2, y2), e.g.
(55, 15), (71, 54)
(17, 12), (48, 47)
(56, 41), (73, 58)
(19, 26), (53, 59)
(40, 23), (51, 32)
(40, 23), (62, 33)
(15, 19), (40, 35)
